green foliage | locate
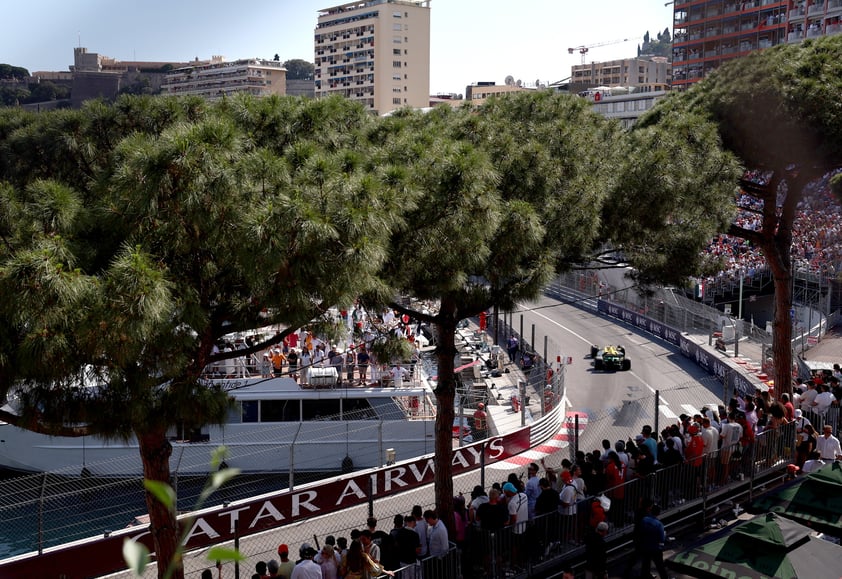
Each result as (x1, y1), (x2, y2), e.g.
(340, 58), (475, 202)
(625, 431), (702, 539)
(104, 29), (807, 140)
(126, 448), (245, 579)
(283, 59), (315, 81)
(0, 64), (30, 79)
(665, 34), (842, 170)
(610, 109), (740, 286)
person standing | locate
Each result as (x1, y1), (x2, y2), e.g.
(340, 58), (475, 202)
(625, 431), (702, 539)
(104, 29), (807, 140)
(290, 543), (322, 579)
(356, 348), (370, 385)
(395, 515), (421, 579)
(584, 521), (609, 579)
(535, 477), (561, 556)
(524, 462), (541, 520)
(639, 505), (669, 579)
(276, 544), (295, 579)
(411, 505), (428, 559)
(816, 424), (842, 461)
(424, 510), (449, 557)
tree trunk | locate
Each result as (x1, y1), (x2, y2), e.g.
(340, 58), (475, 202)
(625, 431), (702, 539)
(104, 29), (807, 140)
(433, 296), (458, 539)
(770, 264), (793, 399)
(138, 428), (182, 579)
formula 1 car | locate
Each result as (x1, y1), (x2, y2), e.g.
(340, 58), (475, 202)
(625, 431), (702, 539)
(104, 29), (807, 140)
(590, 344), (631, 371)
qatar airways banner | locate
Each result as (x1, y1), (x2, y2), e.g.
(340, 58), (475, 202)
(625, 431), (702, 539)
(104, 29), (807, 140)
(597, 300), (756, 397)
(0, 421), (542, 579)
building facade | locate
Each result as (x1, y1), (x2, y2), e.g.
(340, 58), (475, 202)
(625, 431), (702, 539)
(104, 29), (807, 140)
(570, 56), (671, 95)
(464, 82), (531, 106)
(583, 87), (671, 129)
(672, 0), (842, 89)
(314, 0), (431, 115)
(162, 57), (286, 99)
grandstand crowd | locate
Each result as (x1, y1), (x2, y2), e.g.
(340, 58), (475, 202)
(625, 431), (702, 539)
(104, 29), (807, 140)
(702, 168), (842, 291)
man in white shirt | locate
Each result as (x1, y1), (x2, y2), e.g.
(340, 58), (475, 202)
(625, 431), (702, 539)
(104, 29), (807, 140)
(701, 418), (719, 456)
(816, 425), (842, 461)
(718, 413), (743, 485)
(423, 510), (449, 557)
(290, 543), (322, 579)
(813, 385), (835, 416)
(799, 381), (819, 410)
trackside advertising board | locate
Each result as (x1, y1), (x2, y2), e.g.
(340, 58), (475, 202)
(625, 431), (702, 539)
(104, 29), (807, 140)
(597, 300), (757, 397)
(0, 407), (559, 579)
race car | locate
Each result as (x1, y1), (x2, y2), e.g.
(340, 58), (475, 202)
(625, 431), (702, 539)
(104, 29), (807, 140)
(590, 344), (631, 371)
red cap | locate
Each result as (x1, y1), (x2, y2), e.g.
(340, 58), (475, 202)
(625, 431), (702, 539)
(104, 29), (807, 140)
(278, 544), (289, 555)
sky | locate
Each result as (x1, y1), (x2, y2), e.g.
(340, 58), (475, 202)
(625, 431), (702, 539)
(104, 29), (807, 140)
(2, 0), (674, 95)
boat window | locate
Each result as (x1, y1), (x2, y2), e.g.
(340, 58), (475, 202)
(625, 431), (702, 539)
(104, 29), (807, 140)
(369, 397), (405, 420)
(261, 400), (300, 422)
(241, 401), (259, 423)
(302, 399), (342, 420)
(342, 399), (378, 420)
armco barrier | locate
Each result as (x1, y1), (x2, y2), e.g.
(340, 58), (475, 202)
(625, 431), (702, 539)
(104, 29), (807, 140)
(0, 405), (565, 579)
(597, 300), (759, 397)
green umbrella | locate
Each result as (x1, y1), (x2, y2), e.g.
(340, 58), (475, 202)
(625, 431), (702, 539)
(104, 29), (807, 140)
(668, 512), (842, 578)
(752, 461), (842, 536)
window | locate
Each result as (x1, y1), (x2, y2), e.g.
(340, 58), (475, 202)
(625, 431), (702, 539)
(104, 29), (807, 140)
(393, 35), (402, 43)
(261, 400), (299, 422)
(394, 23), (403, 30)
(302, 399), (341, 420)
(393, 97), (402, 104)
(240, 401), (258, 423)
(393, 61), (402, 68)
(393, 10), (402, 17)
(393, 48), (401, 55)
(393, 74), (401, 80)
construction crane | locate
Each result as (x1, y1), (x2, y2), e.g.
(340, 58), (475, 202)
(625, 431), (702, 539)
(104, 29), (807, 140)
(567, 38), (637, 64)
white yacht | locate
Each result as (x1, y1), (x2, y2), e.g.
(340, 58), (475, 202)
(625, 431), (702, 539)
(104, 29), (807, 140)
(0, 374), (437, 477)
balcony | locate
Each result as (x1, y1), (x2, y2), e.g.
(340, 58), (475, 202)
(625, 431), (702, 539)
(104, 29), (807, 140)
(807, 26), (823, 36)
(829, 0), (842, 10)
(827, 23), (842, 33)
(789, 6), (806, 19)
(787, 30), (804, 41)
(808, 3), (825, 17)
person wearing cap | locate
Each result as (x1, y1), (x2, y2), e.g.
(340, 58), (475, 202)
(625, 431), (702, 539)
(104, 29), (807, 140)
(502, 482), (528, 570)
(276, 544), (295, 579)
(290, 542), (321, 579)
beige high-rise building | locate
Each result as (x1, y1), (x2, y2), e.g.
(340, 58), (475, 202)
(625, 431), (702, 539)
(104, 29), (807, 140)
(314, 0), (431, 115)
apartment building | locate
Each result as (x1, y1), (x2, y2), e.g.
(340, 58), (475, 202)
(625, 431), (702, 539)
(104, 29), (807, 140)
(584, 87), (671, 129)
(464, 82), (531, 106)
(314, 0), (431, 115)
(162, 57), (286, 99)
(672, 0), (842, 89)
(570, 56), (671, 95)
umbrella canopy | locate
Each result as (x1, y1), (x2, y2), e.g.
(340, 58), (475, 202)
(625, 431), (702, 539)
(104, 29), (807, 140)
(751, 461), (842, 537)
(668, 512), (842, 578)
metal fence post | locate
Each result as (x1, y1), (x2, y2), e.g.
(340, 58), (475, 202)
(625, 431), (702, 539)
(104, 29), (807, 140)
(38, 473), (46, 555)
(654, 389), (660, 441)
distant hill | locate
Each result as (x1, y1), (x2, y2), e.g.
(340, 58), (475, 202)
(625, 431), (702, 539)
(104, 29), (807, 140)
(638, 28), (672, 59)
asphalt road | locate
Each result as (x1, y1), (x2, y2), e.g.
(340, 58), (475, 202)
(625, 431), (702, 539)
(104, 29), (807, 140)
(514, 294), (728, 455)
